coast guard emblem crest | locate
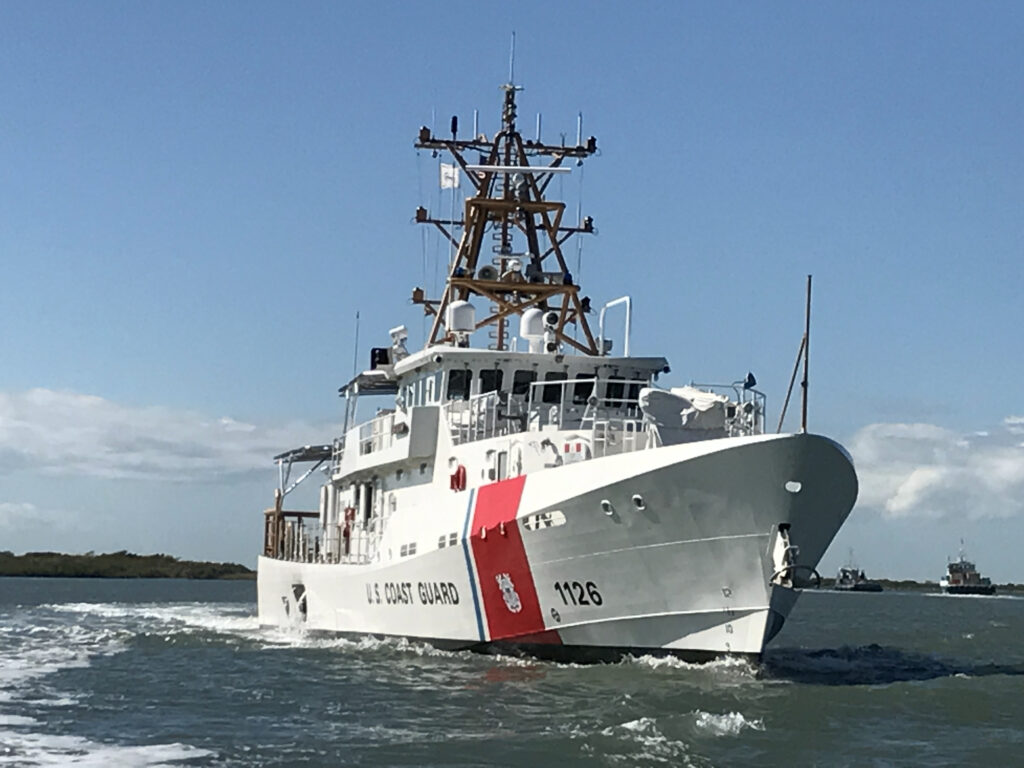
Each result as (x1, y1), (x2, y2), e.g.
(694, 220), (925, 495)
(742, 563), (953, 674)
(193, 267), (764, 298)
(495, 572), (522, 613)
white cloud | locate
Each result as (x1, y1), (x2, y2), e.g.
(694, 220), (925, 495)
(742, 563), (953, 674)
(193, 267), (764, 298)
(849, 420), (1024, 520)
(0, 501), (76, 538)
(1005, 415), (1024, 435)
(0, 388), (339, 481)
(0, 501), (42, 529)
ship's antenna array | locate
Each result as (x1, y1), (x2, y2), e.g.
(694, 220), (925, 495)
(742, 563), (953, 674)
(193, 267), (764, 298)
(508, 30), (516, 86)
(410, 75), (601, 354)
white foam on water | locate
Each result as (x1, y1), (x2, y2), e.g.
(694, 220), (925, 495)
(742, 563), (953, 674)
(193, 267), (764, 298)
(35, 695), (80, 708)
(51, 602), (259, 637)
(132, 604), (257, 635)
(0, 611), (131, 711)
(691, 710), (765, 737)
(256, 626), (370, 651)
(381, 635), (463, 659)
(627, 653), (762, 694)
(485, 650), (584, 669)
(253, 626), (459, 661)
(0, 729), (214, 767)
(598, 716), (694, 765)
(46, 602), (135, 618)
(627, 653), (757, 676)
(0, 643), (97, 693)
(617, 716), (658, 733)
(924, 592), (1020, 601)
(0, 715), (39, 726)
(2, 603), (217, 767)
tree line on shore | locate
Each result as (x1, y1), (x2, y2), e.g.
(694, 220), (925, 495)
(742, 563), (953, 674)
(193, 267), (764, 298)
(0, 550), (254, 579)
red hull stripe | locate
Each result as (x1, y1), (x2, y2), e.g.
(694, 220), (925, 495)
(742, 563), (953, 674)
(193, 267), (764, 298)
(469, 476), (555, 643)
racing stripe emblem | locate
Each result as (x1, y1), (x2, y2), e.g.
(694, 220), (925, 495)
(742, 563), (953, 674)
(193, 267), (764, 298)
(469, 475), (549, 640)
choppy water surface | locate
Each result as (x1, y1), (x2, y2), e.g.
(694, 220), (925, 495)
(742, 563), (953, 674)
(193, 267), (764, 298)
(1, 579), (1022, 767)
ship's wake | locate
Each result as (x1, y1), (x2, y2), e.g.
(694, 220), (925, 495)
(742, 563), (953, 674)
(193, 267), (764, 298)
(761, 644), (1024, 686)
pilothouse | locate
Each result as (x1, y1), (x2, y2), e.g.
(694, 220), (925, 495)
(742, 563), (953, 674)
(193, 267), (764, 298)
(257, 77), (858, 661)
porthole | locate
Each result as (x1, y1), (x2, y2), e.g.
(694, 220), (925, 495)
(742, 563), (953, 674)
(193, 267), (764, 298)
(784, 480), (802, 494)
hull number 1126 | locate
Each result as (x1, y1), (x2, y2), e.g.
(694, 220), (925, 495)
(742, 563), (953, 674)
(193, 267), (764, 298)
(554, 581), (603, 606)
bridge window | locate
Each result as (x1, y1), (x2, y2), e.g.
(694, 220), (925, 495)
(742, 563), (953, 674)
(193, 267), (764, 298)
(425, 372), (441, 403)
(542, 371), (567, 404)
(479, 369), (503, 394)
(512, 369), (536, 396)
(573, 374), (596, 405)
(447, 369), (471, 400)
(604, 380), (624, 407)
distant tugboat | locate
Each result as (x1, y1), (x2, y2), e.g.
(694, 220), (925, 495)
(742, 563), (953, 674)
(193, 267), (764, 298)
(833, 550), (882, 592)
(940, 543), (995, 595)
(834, 566), (882, 592)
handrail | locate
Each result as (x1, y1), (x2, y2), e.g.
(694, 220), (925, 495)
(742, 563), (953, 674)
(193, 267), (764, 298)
(444, 390), (514, 445)
(357, 411), (396, 455)
(442, 375), (649, 445)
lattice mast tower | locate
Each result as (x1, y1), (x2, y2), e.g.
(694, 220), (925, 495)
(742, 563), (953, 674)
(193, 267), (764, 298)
(412, 80), (600, 354)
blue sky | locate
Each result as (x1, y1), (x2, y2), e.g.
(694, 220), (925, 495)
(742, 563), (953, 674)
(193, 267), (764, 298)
(2, 2), (1022, 580)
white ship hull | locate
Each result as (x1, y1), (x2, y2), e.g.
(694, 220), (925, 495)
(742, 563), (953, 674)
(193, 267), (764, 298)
(258, 432), (856, 661)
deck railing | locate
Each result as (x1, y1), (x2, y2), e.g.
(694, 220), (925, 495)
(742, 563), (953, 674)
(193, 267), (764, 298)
(263, 509), (320, 561)
(445, 391), (524, 446)
(526, 376), (646, 428)
(358, 410), (396, 454)
(264, 508), (383, 565)
(442, 376), (652, 457)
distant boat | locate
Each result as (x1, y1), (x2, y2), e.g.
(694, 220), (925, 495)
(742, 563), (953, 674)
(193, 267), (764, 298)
(833, 549), (882, 592)
(940, 544), (995, 595)
(834, 566), (883, 592)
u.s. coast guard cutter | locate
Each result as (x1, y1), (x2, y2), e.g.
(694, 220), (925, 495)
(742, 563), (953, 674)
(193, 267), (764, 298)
(257, 81), (858, 661)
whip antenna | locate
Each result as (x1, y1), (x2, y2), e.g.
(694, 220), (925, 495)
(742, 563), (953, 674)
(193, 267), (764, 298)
(508, 31), (516, 85)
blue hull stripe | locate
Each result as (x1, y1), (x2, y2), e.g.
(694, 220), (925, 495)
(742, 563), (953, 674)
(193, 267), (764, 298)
(460, 488), (484, 641)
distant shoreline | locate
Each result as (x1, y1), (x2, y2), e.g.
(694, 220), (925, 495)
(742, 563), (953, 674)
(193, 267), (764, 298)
(0, 551), (255, 580)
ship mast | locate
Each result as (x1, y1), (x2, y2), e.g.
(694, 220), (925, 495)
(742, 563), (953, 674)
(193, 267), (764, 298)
(411, 81), (600, 354)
